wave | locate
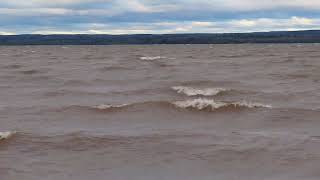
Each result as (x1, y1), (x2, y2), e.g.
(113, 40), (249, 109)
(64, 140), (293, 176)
(172, 86), (228, 96)
(172, 98), (272, 111)
(22, 50), (36, 53)
(20, 69), (41, 75)
(140, 56), (166, 61)
(13, 130), (314, 154)
(61, 103), (132, 112)
(0, 131), (16, 141)
(67, 98), (271, 113)
(99, 66), (132, 71)
(94, 104), (130, 110)
(3, 64), (23, 69)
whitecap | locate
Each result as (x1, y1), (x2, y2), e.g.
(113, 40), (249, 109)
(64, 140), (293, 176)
(172, 98), (272, 111)
(140, 56), (166, 61)
(173, 98), (227, 110)
(94, 104), (129, 110)
(0, 131), (16, 140)
(22, 50), (36, 53)
(172, 86), (228, 96)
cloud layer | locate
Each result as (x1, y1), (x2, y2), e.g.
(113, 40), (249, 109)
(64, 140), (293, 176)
(0, 0), (320, 34)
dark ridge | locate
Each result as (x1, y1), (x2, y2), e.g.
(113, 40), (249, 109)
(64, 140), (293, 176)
(1, 30), (320, 45)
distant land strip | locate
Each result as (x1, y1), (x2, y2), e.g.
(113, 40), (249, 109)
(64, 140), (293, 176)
(1, 30), (320, 45)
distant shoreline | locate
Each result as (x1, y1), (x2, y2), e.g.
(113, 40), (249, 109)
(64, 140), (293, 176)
(1, 30), (320, 45)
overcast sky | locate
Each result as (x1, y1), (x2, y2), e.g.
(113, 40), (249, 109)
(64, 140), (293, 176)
(0, 0), (320, 34)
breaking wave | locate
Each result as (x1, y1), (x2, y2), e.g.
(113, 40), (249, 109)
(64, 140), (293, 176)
(94, 104), (130, 110)
(0, 131), (16, 141)
(172, 86), (228, 96)
(140, 56), (166, 61)
(172, 98), (272, 111)
(66, 98), (271, 113)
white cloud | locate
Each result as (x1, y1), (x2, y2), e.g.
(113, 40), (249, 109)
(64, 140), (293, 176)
(0, 31), (15, 35)
(2, 0), (109, 7)
(290, 16), (314, 25)
(0, 8), (119, 16)
(113, 0), (179, 13)
(231, 19), (257, 27)
(181, 0), (320, 11)
(0, 8), (73, 16)
(32, 30), (85, 34)
(22, 16), (320, 35)
(191, 21), (215, 27)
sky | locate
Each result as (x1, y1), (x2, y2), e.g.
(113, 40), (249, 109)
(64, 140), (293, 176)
(0, 0), (320, 35)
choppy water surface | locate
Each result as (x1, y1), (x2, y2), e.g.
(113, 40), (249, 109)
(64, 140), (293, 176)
(1, 44), (320, 180)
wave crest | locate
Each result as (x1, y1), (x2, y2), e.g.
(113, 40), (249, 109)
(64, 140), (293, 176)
(0, 131), (16, 141)
(66, 99), (271, 113)
(172, 98), (272, 111)
(172, 86), (228, 96)
(94, 104), (130, 110)
(140, 56), (166, 61)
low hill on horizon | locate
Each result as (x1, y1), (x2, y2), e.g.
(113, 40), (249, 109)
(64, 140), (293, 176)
(1, 30), (320, 45)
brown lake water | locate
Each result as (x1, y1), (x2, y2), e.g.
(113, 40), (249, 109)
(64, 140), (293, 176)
(1, 44), (320, 180)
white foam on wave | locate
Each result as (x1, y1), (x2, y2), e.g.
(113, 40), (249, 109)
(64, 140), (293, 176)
(22, 50), (36, 53)
(173, 98), (226, 110)
(94, 104), (129, 110)
(0, 131), (16, 140)
(172, 86), (228, 96)
(140, 56), (166, 61)
(172, 98), (272, 111)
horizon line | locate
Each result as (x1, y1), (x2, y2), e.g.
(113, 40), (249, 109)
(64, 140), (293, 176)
(1, 29), (320, 36)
